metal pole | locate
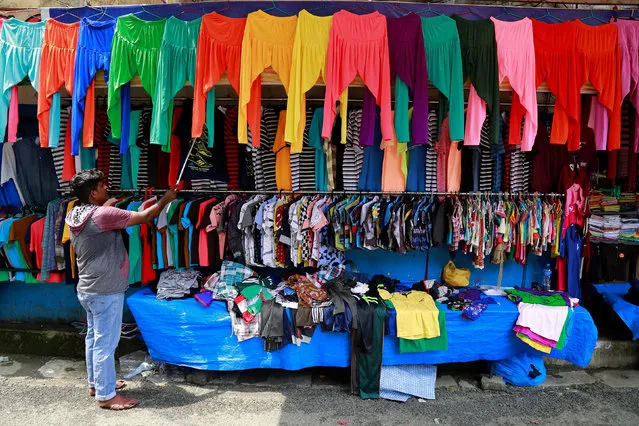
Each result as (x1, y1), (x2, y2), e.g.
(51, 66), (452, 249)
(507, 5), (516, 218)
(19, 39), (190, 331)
(174, 138), (197, 190)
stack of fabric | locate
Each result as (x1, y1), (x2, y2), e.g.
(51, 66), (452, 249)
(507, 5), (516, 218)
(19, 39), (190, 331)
(620, 218), (639, 242)
(591, 215), (622, 242)
(601, 195), (620, 212)
(603, 215), (622, 241)
(619, 193), (637, 212)
(506, 288), (577, 353)
(588, 214), (604, 240)
(589, 191), (603, 211)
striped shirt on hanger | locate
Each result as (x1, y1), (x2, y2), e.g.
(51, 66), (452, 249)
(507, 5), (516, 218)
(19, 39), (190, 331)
(425, 110), (438, 192)
(258, 108), (278, 192)
(479, 117), (493, 192)
(290, 108), (315, 192)
(52, 106), (70, 192)
(343, 108), (364, 191)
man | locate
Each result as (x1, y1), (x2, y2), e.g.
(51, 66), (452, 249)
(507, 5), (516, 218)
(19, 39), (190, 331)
(66, 169), (176, 410)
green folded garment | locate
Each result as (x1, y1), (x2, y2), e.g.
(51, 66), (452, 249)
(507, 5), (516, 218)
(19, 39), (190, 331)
(399, 305), (448, 353)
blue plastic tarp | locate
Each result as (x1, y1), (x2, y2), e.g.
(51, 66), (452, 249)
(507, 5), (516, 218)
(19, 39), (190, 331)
(593, 283), (639, 340)
(128, 288), (598, 370)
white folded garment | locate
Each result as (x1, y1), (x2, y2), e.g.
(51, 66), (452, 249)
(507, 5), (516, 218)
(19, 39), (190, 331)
(516, 302), (569, 342)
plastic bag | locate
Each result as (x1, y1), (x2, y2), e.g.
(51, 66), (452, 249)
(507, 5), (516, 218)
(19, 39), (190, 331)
(442, 261), (470, 287)
(493, 353), (546, 387)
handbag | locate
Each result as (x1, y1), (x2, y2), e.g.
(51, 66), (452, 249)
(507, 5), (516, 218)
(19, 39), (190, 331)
(442, 261), (470, 287)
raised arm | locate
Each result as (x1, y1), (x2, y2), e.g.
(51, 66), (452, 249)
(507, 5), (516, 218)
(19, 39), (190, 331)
(127, 190), (178, 227)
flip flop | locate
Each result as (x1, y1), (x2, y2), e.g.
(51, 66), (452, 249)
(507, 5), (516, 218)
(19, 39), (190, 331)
(90, 379), (126, 397)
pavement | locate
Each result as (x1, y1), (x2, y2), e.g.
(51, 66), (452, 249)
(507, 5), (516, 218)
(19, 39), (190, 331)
(1, 353), (639, 425)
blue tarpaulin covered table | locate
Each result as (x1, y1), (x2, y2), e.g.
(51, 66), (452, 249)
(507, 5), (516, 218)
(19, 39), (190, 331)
(593, 283), (639, 340)
(128, 288), (598, 370)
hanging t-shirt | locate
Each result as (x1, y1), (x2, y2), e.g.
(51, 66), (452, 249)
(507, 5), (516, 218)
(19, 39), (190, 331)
(358, 113), (383, 192)
(11, 137), (60, 208)
(29, 217), (64, 282)
(290, 108), (315, 192)
(560, 224), (584, 300)
(258, 108), (278, 192)
(425, 110), (438, 192)
(479, 118), (494, 192)
(175, 100), (229, 186)
(344, 108), (364, 191)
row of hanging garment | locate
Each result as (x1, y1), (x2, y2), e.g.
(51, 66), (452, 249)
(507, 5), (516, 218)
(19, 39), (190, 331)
(209, 193), (564, 273)
(1, 90), (616, 216)
(0, 208), (65, 283)
(40, 192), (564, 283)
(6, 10), (637, 157)
(442, 195), (563, 269)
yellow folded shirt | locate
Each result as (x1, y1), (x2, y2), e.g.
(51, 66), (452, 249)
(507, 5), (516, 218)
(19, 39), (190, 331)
(379, 289), (440, 340)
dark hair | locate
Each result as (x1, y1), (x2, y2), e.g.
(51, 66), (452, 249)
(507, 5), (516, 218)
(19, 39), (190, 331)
(71, 169), (104, 203)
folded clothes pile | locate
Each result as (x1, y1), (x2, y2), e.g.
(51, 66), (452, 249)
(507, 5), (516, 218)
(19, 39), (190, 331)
(506, 287), (577, 353)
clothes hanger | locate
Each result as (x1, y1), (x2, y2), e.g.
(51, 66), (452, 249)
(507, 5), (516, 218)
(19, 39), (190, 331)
(133, 6), (164, 21)
(581, 9), (608, 25)
(346, 0), (374, 15)
(175, 3), (202, 20)
(457, 6), (486, 20)
(306, 0), (332, 16)
(217, 0), (245, 18)
(262, 0), (292, 16)
(535, 8), (564, 23)
(51, 8), (83, 22)
(493, 7), (523, 21)
(86, 6), (116, 21)
(26, 11), (41, 22)
(415, 3), (441, 17)
(389, 2), (413, 17)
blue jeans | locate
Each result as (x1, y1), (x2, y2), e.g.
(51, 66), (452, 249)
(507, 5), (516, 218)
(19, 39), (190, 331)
(77, 292), (124, 401)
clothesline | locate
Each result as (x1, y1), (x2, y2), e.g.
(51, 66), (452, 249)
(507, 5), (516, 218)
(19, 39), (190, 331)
(57, 189), (565, 197)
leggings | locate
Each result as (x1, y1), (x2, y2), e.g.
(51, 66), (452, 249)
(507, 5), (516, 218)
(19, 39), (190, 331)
(151, 17), (201, 151)
(421, 15), (465, 142)
(71, 18), (115, 155)
(323, 11), (392, 144)
(38, 19), (79, 149)
(0, 19), (20, 144)
(387, 13), (428, 146)
(453, 15), (499, 147)
(491, 17), (537, 152)
(108, 14), (165, 154)
(0, 19), (45, 145)
(533, 20), (581, 149)
(239, 10), (297, 147)
(191, 12), (245, 140)
(285, 10), (339, 152)
(616, 20), (639, 152)
(567, 22), (622, 152)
